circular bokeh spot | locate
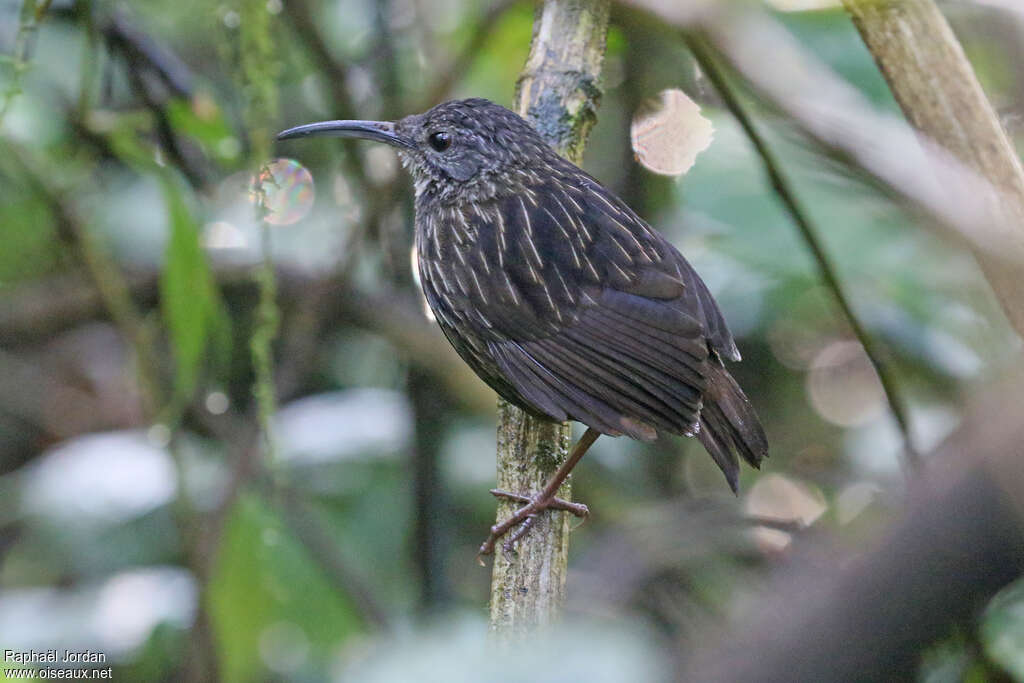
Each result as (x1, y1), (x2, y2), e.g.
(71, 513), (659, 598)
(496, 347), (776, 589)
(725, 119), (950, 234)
(630, 88), (714, 177)
(807, 340), (885, 427)
(250, 158), (315, 226)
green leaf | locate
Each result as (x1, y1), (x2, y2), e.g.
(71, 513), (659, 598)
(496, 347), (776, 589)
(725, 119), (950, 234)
(207, 493), (365, 682)
(166, 95), (241, 165)
(158, 174), (228, 400)
(107, 120), (163, 171)
(982, 578), (1024, 679)
(0, 194), (60, 283)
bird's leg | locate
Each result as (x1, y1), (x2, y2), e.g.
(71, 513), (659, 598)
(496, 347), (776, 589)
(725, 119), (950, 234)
(478, 428), (600, 559)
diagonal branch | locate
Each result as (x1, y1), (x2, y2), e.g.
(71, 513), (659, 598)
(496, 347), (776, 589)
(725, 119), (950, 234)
(685, 35), (922, 472)
(621, 0), (1024, 339)
(280, 0), (368, 193)
(841, 0), (1024, 339)
(6, 144), (166, 415)
(681, 372), (1024, 682)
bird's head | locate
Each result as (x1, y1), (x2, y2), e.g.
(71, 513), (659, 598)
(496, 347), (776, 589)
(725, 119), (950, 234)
(277, 98), (553, 203)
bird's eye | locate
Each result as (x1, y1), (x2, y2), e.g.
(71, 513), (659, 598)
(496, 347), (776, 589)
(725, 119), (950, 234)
(428, 131), (452, 152)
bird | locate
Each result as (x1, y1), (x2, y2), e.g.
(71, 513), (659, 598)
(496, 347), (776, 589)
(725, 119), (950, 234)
(278, 98), (768, 557)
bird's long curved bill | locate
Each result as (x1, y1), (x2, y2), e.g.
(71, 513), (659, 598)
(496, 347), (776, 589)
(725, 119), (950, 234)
(276, 119), (413, 149)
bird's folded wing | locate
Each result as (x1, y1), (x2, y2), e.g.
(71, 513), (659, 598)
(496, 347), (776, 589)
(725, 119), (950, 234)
(470, 180), (724, 437)
(574, 171), (741, 362)
(488, 285), (709, 439)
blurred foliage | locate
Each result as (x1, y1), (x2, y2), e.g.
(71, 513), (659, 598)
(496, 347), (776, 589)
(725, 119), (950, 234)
(0, 0), (1023, 681)
(208, 494), (363, 682)
(159, 173), (230, 402)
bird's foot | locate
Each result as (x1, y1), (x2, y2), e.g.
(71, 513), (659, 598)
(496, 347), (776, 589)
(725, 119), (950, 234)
(477, 489), (589, 561)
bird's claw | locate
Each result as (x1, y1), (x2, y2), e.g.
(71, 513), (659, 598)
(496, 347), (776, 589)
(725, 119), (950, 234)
(489, 489), (589, 517)
(477, 490), (589, 561)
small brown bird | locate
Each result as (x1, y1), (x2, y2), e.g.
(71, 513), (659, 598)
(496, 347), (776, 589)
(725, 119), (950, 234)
(279, 98), (768, 556)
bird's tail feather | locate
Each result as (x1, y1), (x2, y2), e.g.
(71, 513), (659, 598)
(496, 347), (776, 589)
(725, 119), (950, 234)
(697, 364), (769, 493)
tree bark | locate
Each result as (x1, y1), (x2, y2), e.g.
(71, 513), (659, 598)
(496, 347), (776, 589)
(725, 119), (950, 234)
(488, 0), (609, 638)
(843, 0), (1024, 337)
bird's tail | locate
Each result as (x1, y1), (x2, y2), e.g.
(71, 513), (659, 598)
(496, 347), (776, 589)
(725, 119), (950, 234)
(697, 364), (769, 493)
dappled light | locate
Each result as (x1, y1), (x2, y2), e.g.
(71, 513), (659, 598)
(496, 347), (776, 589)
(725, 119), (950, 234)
(630, 88), (714, 176)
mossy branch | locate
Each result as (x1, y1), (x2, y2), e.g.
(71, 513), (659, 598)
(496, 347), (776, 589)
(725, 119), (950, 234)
(489, 0), (610, 639)
(0, 0), (55, 126)
(233, 0), (282, 464)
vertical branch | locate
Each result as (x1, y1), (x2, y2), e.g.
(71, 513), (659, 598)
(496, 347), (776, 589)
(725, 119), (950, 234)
(409, 368), (450, 611)
(76, 0), (98, 116)
(515, 0), (610, 163)
(236, 0), (281, 463)
(181, 3), (281, 680)
(0, 0), (55, 126)
(489, 0), (609, 637)
(251, 220), (280, 460)
(842, 0), (1024, 338)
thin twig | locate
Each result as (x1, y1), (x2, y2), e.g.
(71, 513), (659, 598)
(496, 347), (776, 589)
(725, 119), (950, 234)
(418, 0), (519, 110)
(251, 217), (281, 464)
(191, 410), (263, 581)
(0, 0), (55, 126)
(685, 34), (922, 471)
(75, 0), (98, 116)
(103, 8), (195, 98)
(281, 0), (369, 192)
(373, 0), (402, 116)
(620, 0), (1024, 335)
(272, 484), (392, 629)
(281, 0), (358, 117)
(235, 0), (283, 472)
(123, 63), (207, 190)
(408, 362), (451, 609)
(6, 144), (166, 415)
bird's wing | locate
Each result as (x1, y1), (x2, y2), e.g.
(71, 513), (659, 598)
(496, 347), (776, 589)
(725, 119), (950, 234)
(576, 171), (740, 362)
(421, 172), (735, 440)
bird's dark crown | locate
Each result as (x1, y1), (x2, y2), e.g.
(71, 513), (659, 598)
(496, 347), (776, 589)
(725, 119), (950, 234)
(393, 98), (557, 204)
